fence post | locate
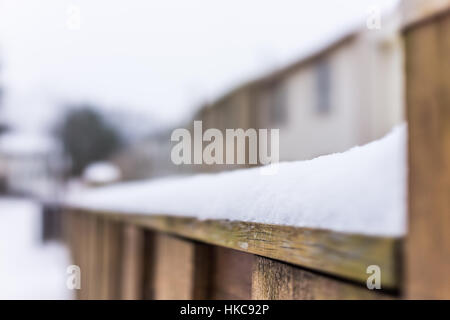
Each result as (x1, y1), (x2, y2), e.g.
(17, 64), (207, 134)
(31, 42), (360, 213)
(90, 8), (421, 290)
(405, 10), (450, 299)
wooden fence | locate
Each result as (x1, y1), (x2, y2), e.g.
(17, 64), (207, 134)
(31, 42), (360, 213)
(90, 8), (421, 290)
(62, 211), (400, 299)
(57, 2), (450, 300)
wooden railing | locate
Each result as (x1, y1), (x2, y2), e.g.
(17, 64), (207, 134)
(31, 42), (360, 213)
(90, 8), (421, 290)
(55, 1), (450, 300)
(62, 209), (400, 300)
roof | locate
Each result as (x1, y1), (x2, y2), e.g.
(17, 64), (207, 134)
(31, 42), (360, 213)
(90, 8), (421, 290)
(208, 31), (357, 109)
(401, 0), (450, 30)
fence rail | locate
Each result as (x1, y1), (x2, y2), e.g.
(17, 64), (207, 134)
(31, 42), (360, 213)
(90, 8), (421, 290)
(55, 1), (450, 300)
(62, 209), (399, 300)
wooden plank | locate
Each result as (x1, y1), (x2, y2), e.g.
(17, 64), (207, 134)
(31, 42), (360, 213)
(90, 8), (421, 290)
(87, 214), (99, 299)
(210, 247), (253, 299)
(64, 209), (401, 299)
(65, 211), (83, 300)
(142, 230), (156, 299)
(76, 212), (86, 300)
(66, 211), (104, 299)
(71, 212), (100, 300)
(94, 217), (106, 299)
(152, 233), (194, 299)
(78, 212), (89, 299)
(252, 256), (395, 300)
(192, 241), (213, 299)
(99, 219), (124, 299)
(120, 224), (145, 300)
(405, 13), (450, 299)
(152, 233), (212, 299)
(89, 213), (400, 290)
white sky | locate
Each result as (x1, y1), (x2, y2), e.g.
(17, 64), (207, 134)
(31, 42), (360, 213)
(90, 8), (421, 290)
(0, 0), (399, 131)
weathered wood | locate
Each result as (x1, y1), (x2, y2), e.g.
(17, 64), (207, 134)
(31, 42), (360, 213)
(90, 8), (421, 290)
(64, 211), (83, 299)
(64, 208), (402, 299)
(94, 217), (106, 299)
(78, 212), (89, 299)
(210, 247), (253, 299)
(405, 12), (450, 299)
(142, 230), (156, 299)
(120, 224), (145, 300)
(192, 242), (213, 299)
(252, 256), (395, 300)
(78, 212), (400, 289)
(99, 219), (124, 299)
(152, 233), (193, 299)
(71, 212), (105, 299)
(152, 233), (212, 299)
(87, 214), (100, 299)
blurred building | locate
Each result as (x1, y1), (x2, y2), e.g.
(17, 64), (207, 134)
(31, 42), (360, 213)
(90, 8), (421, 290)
(112, 127), (183, 181)
(0, 131), (64, 199)
(111, 5), (405, 179)
(186, 9), (404, 173)
(206, 16), (403, 157)
(262, 14), (403, 162)
(0, 61), (8, 135)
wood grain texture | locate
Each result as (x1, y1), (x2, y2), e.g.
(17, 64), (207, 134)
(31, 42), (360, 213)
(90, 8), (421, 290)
(74, 212), (400, 290)
(99, 219), (124, 299)
(252, 256), (395, 300)
(405, 13), (450, 299)
(64, 209), (400, 299)
(191, 242), (213, 299)
(120, 224), (145, 300)
(64, 211), (83, 299)
(152, 233), (194, 299)
(78, 212), (89, 299)
(87, 214), (100, 299)
(210, 247), (253, 299)
(152, 233), (212, 299)
(142, 230), (156, 299)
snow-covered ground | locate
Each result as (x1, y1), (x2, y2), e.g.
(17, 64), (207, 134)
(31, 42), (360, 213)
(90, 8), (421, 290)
(0, 197), (73, 299)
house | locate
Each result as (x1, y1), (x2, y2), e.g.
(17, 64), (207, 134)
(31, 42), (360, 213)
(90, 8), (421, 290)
(193, 10), (404, 164)
(261, 20), (404, 162)
(0, 131), (63, 199)
(112, 127), (183, 181)
(110, 4), (405, 178)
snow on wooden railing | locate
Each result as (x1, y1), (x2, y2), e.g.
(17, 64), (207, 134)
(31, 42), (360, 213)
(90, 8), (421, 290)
(58, 4), (450, 298)
(61, 125), (407, 293)
(65, 125), (407, 237)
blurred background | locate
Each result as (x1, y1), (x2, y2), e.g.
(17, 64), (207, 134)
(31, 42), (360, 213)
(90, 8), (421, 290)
(0, 0), (404, 299)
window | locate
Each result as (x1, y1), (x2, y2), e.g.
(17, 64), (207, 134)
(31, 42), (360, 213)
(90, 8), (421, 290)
(271, 83), (287, 125)
(316, 60), (331, 114)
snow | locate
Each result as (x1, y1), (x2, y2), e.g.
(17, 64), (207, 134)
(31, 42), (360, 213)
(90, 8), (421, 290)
(0, 197), (73, 299)
(83, 162), (121, 185)
(0, 131), (58, 156)
(65, 124), (407, 237)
